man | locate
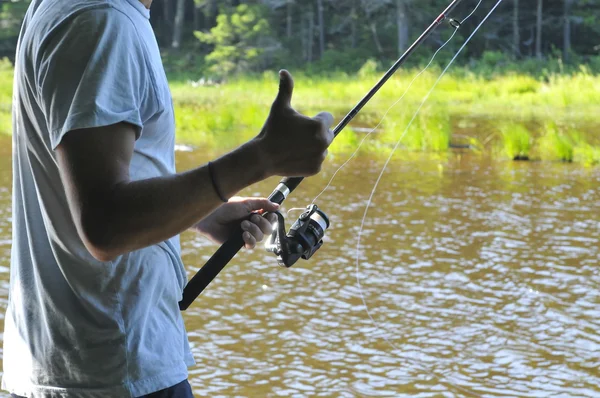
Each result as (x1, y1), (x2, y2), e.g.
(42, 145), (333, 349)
(3, 0), (333, 397)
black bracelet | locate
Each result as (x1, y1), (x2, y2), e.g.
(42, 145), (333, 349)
(207, 161), (228, 203)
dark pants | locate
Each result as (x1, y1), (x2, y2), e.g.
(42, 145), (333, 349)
(11, 379), (194, 398)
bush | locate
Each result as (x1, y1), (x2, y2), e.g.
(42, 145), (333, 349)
(500, 123), (531, 160)
(0, 57), (12, 71)
(305, 48), (377, 75)
(357, 59), (380, 78)
(194, 4), (276, 78)
(589, 55), (600, 74)
(537, 123), (574, 162)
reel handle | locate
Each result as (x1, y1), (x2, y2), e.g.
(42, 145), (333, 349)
(179, 176), (304, 310)
(179, 0), (468, 311)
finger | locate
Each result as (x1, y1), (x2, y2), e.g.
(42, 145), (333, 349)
(250, 213), (274, 236)
(242, 231), (256, 250)
(241, 220), (264, 243)
(244, 198), (280, 213)
(272, 69), (294, 110)
(266, 213), (278, 225)
(313, 111), (334, 130)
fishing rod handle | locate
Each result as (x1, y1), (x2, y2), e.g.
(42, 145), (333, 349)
(179, 231), (244, 310)
(179, 0), (467, 310)
(179, 176), (304, 310)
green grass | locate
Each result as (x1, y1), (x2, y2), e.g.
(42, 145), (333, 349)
(531, 123), (600, 166)
(499, 123), (532, 160)
(1, 65), (600, 165)
(537, 123), (574, 162)
(168, 70), (600, 162)
(0, 65), (13, 136)
(574, 142), (600, 166)
(380, 106), (450, 153)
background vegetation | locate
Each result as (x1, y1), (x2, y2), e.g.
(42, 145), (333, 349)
(0, 0), (598, 164)
(1, 0), (599, 77)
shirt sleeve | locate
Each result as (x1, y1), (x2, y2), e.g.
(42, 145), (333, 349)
(36, 7), (150, 149)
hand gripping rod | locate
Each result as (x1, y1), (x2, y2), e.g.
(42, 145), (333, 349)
(179, 0), (466, 310)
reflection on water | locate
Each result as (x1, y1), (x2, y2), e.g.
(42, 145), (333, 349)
(0, 134), (599, 397)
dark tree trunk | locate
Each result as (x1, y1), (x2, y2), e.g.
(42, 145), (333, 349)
(370, 22), (383, 53)
(513, 0), (520, 58)
(307, 7), (314, 62)
(536, 0), (543, 59)
(171, 0), (186, 48)
(287, 1), (293, 38)
(317, 0), (325, 58)
(193, 2), (203, 31)
(350, 4), (357, 48)
(563, 0), (572, 62)
(206, 0), (218, 30)
(162, 0), (174, 42)
(396, 0), (409, 57)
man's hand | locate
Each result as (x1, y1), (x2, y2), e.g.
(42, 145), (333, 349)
(254, 70), (334, 177)
(194, 197), (279, 249)
(55, 71), (335, 262)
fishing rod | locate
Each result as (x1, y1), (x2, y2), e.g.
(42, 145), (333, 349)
(179, 0), (468, 311)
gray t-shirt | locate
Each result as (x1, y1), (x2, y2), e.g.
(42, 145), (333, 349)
(3, 0), (194, 396)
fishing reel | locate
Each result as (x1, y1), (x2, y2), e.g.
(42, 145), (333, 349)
(265, 204), (330, 268)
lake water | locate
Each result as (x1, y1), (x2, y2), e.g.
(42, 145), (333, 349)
(0, 133), (599, 397)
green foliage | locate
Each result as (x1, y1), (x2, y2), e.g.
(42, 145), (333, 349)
(537, 123), (574, 162)
(574, 142), (600, 166)
(381, 107), (450, 153)
(194, 4), (273, 77)
(0, 57), (12, 71)
(161, 69), (600, 161)
(563, 130), (600, 167)
(357, 59), (380, 79)
(0, 2), (29, 39)
(161, 50), (206, 80)
(589, 56), (600, 73)
(0, 68), (13, 135)
(500, 124), (531, 160)
(3, 62), (600, 166)
(329, 127), (359, 154)
(304, 49), (379, 76)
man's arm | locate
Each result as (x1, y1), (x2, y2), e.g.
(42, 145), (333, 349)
(56, 123), (267, 262)
(56, 71), (333, 262)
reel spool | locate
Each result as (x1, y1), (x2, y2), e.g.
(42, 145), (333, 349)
(265, 204), (330, 268)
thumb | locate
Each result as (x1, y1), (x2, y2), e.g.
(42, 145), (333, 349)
(313, 111), (334, 130)
(272, 69), (294, 109)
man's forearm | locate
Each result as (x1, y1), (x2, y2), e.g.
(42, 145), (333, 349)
(59, 71), (333, 262)
(86, 140), (268, 261)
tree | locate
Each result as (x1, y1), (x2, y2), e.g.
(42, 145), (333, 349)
(361, 0), (389, 54)
(195, 4), (274, 76)
(286, 0), (293, 38)
(317, 0), (326, 57)
(513, 0), (521, 58)
(563, 0), (574, 62)
(172, 0), (187, 48)
(4, 0), (600, 74)
(0, 0), (30, 59)
(536, 0), (543, 59)
(304, 4), (315, 62)
(396, 0), (409, 57)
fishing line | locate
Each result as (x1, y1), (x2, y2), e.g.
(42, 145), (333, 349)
(354, 0), (505, 393)
(311, 30), (459, 206)
(179, 0), (488, 312)
(311, 0), (484, 206)
(460, 0), (484, 23)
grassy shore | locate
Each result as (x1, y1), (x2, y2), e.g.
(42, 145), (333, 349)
(1, 66), (599, 164)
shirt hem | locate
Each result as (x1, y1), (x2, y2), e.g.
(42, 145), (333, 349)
(2, 363), (189, 398)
